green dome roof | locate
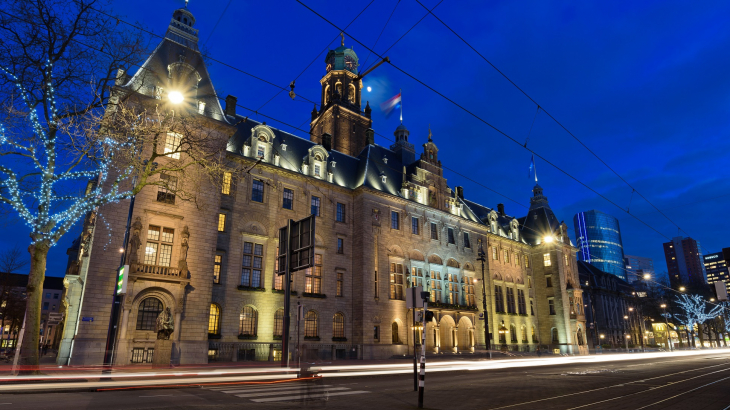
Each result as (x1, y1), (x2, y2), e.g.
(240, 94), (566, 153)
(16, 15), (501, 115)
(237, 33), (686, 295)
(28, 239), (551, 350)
(325, 40), (359, 74)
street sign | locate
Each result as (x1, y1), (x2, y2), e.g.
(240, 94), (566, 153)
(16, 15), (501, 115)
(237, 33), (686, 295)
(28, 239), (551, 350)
(116, 265), (129, 295)
(407, 286), (424, 309)
(277, 216), (316, 275)
(82, 317), (94, 322)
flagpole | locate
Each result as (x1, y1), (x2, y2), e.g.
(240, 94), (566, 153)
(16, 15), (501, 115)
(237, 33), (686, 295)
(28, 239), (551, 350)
(400, 89), (403, 124)
(534, 154), (538, 183)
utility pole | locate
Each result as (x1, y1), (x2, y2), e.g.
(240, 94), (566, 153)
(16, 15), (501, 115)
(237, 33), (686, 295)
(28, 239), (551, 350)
(418, 291), (430, 409)
(477, 240), (491, 358)
(661, 303), (672, 351)
(282, 219), (292, 368)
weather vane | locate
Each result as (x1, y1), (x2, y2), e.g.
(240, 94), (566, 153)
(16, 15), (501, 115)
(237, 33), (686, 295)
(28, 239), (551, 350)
(185, 0), (189, 8)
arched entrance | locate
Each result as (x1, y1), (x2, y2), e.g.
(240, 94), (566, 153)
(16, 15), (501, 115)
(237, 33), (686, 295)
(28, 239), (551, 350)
(457, 316), (474, 353)
(439, 315), (456, 353)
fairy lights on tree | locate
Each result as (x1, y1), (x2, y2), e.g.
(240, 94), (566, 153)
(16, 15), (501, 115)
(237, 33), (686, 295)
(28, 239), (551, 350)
(671, 294), (722, 348)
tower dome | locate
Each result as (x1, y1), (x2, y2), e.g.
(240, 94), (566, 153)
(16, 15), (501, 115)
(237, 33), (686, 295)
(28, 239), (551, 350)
(324, 34), (359, 75)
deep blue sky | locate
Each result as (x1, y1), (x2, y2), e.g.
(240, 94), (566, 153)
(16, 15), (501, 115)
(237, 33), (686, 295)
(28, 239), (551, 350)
(6, 0), (730, 278)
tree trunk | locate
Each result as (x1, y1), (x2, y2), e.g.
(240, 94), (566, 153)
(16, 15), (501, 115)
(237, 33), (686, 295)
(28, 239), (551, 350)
(19, 243), (49, 373)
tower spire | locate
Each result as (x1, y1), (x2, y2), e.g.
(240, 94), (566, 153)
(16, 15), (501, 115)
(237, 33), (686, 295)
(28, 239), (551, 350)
(428, 124), (432, 142)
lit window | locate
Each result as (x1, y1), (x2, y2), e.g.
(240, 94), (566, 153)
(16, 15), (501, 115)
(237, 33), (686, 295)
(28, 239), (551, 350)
(390, 263), (404, 300)
(239, 306), (258, 336)
(252, 179), (264, 202)
(305, 310), (318, 338)
(525, 255), (529, 268)
(213, 255), (222, 284)
(333, 312), (345, 339)
(543, 253), (551, 266)
(493, 247), (498, 260)
(282, 188), (293, 210)
(504, 250), (510, 263)
(208, 304), (221, 335)
(217, 213), (226, 232)
(164, 132), (181, 159)
(144, 226), (174, 266)
(222, 172), (232, 195)
(305, 254), (323, 294)
(274, 309), (284, 337)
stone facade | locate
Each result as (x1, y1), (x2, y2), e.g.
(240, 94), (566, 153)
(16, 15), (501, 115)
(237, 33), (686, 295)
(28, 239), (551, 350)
(59, 6), (587, 365)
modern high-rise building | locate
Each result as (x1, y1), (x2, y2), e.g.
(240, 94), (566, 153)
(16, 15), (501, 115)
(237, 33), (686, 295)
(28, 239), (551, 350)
(623, 255), (655, 283)
(573, 210), (627, 280)
(663, 237), (707, 289)
(703, 250), (729, 287)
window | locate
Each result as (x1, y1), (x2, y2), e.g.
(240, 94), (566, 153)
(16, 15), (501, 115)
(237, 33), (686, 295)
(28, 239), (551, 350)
(543, 253), (551, 267)
(282, 188), (293, 210)
(448, 274), (459, 304)
(532, 326), (538, 343)
(390, 263), (404, 300)
(392, 322), (400, 344)
(305, 311), (318, 338)
(466, 281), (476, 306)
(305, 254), (323, 294)
(336, 203), (345, 222)
(525, 255), (529, 268)
(239, 306), (258, 336)
(504, 250), (510, 263)
(241, 242), (263, 288)
(447, 228), (455, 244)
(494, 286), (505, 313)
(391, 211), (400, 230)
(144, 226), (174, 266)
(521, 326), (528, 343)
(311, 196), (321, 216)
(430, 270), (442, 302)
(493, 247), (498, 260)
(551, 328), (559, 343)
(46, 293), (51, 298)
(528, 277), (532, 288)
(411, 267), (424, 287)
(274, 309), (284, 337)
(208, 304), (221, 335)
(337, 272), (343, 296)
(530, 299), (535, 316)
(333, 312), (345, 339)
(53, 293), (59, 299)
(517, 290), (526, 314)
(546, 276), (553, 288)
(43, 302), (49, 310)
(430, 223), (438, 240)
(252, 179), (264, 202)
(373, 325), (380, 342)
(506, 288), (516, 314)
(213, 255), (222, 284)
(337, 238), (344, 254)
(412, 217), (419, 235)
(136, 297), (163, 331)
(510, 324), (517, 343)
(499, 327), (507, 344)
(274, 247), (283, 290)
(131, 348), (154, 364)
(463, 232), (471, 248)
(548, 298), (556, 315)
(257, 145), (265, 158)
(564, 254), (569, 266)
(222, 172), (232, 195)
(217, 213), (226, 232)
(164, 132), (181, 159)
(157, 174), (177, 204)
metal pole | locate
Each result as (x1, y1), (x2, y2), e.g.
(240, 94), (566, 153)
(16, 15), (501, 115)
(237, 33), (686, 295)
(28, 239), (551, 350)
(413, 305), (417, 391)
(418, 299), (428, 408)
(103, 179), (136, 371)
(282, 219), (292, 368)
(478, 241), (491, 358)
(663, 306), (672, 352)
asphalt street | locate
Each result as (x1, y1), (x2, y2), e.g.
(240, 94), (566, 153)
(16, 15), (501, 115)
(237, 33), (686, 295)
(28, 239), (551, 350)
(2, 351), (730, 409)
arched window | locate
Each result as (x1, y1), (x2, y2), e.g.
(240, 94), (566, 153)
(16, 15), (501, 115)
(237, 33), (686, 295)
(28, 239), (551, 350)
(335, 81), (342, 98)
(208, 303), (221, 335)
(531, 326), (537, 343)
(305, 310), (318, 338)
(392, 322), (400, 344)
(239, 306), (258, 337)
(577, 328), (584, 346)
(348, 83), (356, 103)
(273, 309), (284, 338)
(510, 324), (517, 343)
(521, 325), (527, 343)
(136, 297), (163, 331)
(333, 312), (345, 339)
(551, 328), (559, 344)
(324, 85), (330, 105)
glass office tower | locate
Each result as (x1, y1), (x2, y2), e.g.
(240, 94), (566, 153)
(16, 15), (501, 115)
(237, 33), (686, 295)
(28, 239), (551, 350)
(573, 210), (627, 280)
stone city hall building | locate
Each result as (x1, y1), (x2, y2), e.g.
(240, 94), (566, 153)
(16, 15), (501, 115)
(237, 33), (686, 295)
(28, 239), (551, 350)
(58, 7), (587, 365)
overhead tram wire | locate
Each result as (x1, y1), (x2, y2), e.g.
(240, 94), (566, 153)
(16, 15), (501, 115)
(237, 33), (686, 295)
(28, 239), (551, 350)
(293, 0), (714, 248)
(83, 6), (319, 106)
(411, 0), (710, 253)
(360, 0), (401, 70)
(254, 0), (377, 113)
(203, 0), (234, 46)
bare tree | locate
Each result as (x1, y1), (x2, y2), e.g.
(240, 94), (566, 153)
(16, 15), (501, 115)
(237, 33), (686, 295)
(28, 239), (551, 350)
(0, 245), (28, 274)
(0, 0), (234, 369)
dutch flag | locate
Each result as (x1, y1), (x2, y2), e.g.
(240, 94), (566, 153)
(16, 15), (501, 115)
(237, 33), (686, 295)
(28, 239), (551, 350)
(380, 92), (401, 118)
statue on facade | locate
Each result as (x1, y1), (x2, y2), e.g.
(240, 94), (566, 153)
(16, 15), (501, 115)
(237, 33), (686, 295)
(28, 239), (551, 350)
(178, 226), (190, 275)
(155, 307), (174, 340)
(128, 217), (142, 264)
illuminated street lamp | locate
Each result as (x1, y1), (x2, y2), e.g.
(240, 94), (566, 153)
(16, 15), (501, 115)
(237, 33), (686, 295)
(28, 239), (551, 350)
(543, 235), (554, 243)
(168, 91), (184, 104)
(643, 273), (651, 280)
(679, 286), (686, 292)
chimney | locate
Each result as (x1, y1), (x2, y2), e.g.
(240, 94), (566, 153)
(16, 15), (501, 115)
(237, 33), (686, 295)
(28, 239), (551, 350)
(225, 95), (237, 117)
(366, 128), (375, 145)
(321, 133), (332, 151)
(456, 186), (464, 200)
(498, 203), (505, 216)
(115, 68), (128, 86)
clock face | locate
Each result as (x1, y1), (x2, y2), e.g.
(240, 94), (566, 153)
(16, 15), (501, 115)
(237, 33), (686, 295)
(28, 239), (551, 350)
(344, 55), (357, 72)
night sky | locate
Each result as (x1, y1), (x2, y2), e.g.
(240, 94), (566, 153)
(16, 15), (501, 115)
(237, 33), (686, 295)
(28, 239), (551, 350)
(6, 0), (730, 279)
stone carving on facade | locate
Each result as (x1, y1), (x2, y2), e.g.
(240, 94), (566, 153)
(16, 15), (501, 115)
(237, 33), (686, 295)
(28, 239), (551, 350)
(178, 226), (190, 274)
(128, 217), (143, 264)
(156, 307), (174, 340)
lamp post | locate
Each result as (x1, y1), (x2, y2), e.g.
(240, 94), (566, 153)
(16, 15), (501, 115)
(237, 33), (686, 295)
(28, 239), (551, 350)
(661, 303), (672, 352)
(477, 240), (491, 358)
(623, 314), (630, 351)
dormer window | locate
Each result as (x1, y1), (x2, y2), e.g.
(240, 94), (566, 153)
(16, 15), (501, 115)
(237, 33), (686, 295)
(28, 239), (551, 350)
(197, 100), (206, 114)
(314, 164), (321, 177)
(257, 146), (265, 158)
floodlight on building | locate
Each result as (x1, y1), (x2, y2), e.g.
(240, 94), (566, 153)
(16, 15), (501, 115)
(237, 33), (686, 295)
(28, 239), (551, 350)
(543, 235), (554, 243)
(168, 91), (184, 104)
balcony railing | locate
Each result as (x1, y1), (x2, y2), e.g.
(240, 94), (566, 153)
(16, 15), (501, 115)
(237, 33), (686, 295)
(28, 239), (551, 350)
(131, 263), (182, 278)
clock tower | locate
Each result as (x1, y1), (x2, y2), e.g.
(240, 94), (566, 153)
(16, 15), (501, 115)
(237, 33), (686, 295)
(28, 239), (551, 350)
(310, 36), (373, 156)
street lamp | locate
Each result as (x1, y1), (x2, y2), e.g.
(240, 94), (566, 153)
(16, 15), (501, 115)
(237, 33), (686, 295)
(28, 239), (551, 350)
(477, 240), (491, 357)
(679, 286), (686, 292)
(660, 303), (672, 352)
(643, 273), (651, 280)
(543, 235), (554, 243)
(168, 91), (184, 104)
(623, 315), (630, 351)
